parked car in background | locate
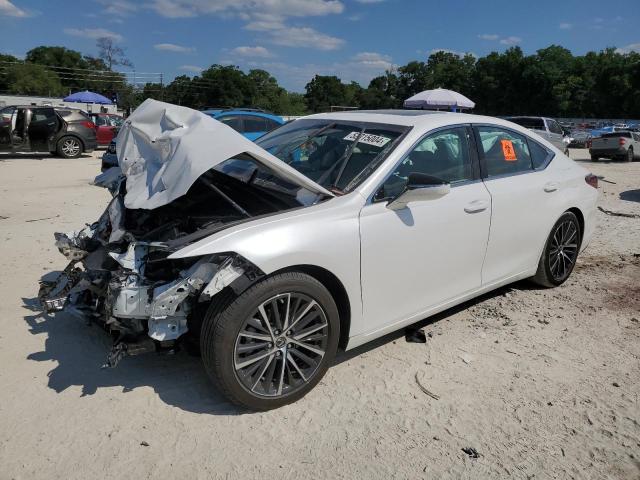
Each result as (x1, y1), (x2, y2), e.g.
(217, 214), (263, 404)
(43, 100), (598, 410)
(505, 116), (568, 153)
(589, 131), (640, 162)
(0, 105), (97, 158)
(568, 130), (592, 148)
(201, 108), (285, 140)
(89, 113), (123, 146)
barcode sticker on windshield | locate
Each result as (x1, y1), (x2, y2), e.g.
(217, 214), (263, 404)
(344, 132), (391, 147)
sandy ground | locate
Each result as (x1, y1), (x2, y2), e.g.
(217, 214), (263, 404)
(0, 149), (638, 480)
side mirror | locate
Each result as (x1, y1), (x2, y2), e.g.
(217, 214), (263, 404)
(387, 173), (450, 210)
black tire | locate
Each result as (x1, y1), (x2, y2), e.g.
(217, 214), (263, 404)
(201, 272), (340, 410)
(56, 136), (83, 158)
(590, 155), (598, 161)
(626, 147), (633, 162)
(532, 211), (581, 288)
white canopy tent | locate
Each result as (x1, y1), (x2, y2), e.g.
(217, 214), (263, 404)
(403, 88), (475, 111)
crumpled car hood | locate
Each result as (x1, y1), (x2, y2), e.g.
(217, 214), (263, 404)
(116, 99), (333, 210)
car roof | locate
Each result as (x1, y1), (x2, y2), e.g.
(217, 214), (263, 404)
(302, 109), (529, 129)
(203, 109), (284, 122)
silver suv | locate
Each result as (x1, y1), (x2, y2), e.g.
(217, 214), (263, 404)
(505, 116), (567, 153)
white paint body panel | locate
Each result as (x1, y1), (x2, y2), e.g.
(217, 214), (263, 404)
(169, 110), (598, 352)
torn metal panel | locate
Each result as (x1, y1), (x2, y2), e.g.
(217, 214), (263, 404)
(116, 99), (332, 210)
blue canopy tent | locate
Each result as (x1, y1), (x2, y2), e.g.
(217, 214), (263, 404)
(64, 90), (113, 104)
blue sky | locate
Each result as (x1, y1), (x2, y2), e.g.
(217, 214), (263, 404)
(1, 0), (639, 91)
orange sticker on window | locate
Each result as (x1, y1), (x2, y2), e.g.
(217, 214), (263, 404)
(501, 140), (517, 161)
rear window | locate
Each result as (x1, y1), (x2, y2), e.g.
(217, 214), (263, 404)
(508, 117), (545, 129)
(57, 109), (89, 121)
(602, 132), (631, 138)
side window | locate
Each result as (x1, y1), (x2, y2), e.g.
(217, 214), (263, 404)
(243, 116), (268, 133)
(218, 115), (243, 133)
(377, 127), (473, 200)
(33, 108), (56, 123)
(264, 118), (281, 131)
(0, 106), (15, 124)
(547, 120), (563, 135)
(476, 126), (533, 177)
(528, 139), (552, 169)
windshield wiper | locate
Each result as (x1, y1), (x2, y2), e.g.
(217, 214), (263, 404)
(329, 129), (364, 190)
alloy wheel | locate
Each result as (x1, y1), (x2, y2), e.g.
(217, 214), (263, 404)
(233, 292), (329, 398)
(548, 219), (579, 281)
(62, 138), (80, 157)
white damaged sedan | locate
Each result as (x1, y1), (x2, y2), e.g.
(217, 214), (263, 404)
(40, 99), (598, 410)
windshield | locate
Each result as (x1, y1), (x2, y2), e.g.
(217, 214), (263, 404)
(255, 119), (408, 194)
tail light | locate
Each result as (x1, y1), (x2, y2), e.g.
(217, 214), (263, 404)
(619, 137), (626, 145)
(82, 120), (96, 130)
(585, 174), (598, 189)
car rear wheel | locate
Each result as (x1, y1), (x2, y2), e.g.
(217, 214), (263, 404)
(626, 147), (634, 162)
(532, 212), (581, 288)
(57, 136), (82, 158)
(590, 155), (599, 161)
(201, 272), (340, 410)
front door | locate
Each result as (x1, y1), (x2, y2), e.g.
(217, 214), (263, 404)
(27, 108), (58, 152)
(358, 126), (491, 337)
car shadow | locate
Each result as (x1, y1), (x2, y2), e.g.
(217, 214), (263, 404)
(620, 189), (640, 204)
(24, 280), (534, 415)
(335, 281), (530, 365)
(22, 296), (243, 415)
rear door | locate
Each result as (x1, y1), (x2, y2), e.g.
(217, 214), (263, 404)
(474, 124), (557, 284)
(27, 107), (58, 152)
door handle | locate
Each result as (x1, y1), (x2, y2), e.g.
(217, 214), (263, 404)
(464, 200), (489, 213)
(544, 182), (559, 193)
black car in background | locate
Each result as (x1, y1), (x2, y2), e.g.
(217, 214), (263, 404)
(0, 105), (97, 158)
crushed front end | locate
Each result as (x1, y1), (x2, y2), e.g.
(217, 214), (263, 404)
(38, 187), (263, 367)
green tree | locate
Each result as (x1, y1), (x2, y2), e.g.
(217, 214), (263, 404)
(5, 63), (65, 96)
(304, 75), (351, 112)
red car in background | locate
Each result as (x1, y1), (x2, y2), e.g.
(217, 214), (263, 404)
(89, 113), (123, 146)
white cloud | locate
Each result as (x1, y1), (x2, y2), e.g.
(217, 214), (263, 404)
(271, 26), (344, 50)
(179, 65), (204, 72)
(559, 22), (572, 29)
(154, 43), (195, 53)
(615, 43), (640, 54)
(354, 0), (384, 3)
(478, 34), (499, 41)
(478, 33), (521, 45)
(64, 27), (123, 42)
(146, 0), (345, 51)
(145, 0), (344, 19)
(231, 46), (273, 58)
(352, 52), (393, 69)
(98, 0), (137, 17)
(0, 0), (28, 17)
(499, 36), (522, 45)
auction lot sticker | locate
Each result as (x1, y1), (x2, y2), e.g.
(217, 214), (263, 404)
(501, 139), (517, 161)
(344, 131), (391, 148)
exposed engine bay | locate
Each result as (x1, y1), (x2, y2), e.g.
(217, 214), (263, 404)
(38, 99), (330, 367)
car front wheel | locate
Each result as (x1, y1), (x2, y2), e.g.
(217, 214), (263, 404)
(201, 272), (340, 410)
(57, 136), (83, 158)
(532, 211), (581, 287)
